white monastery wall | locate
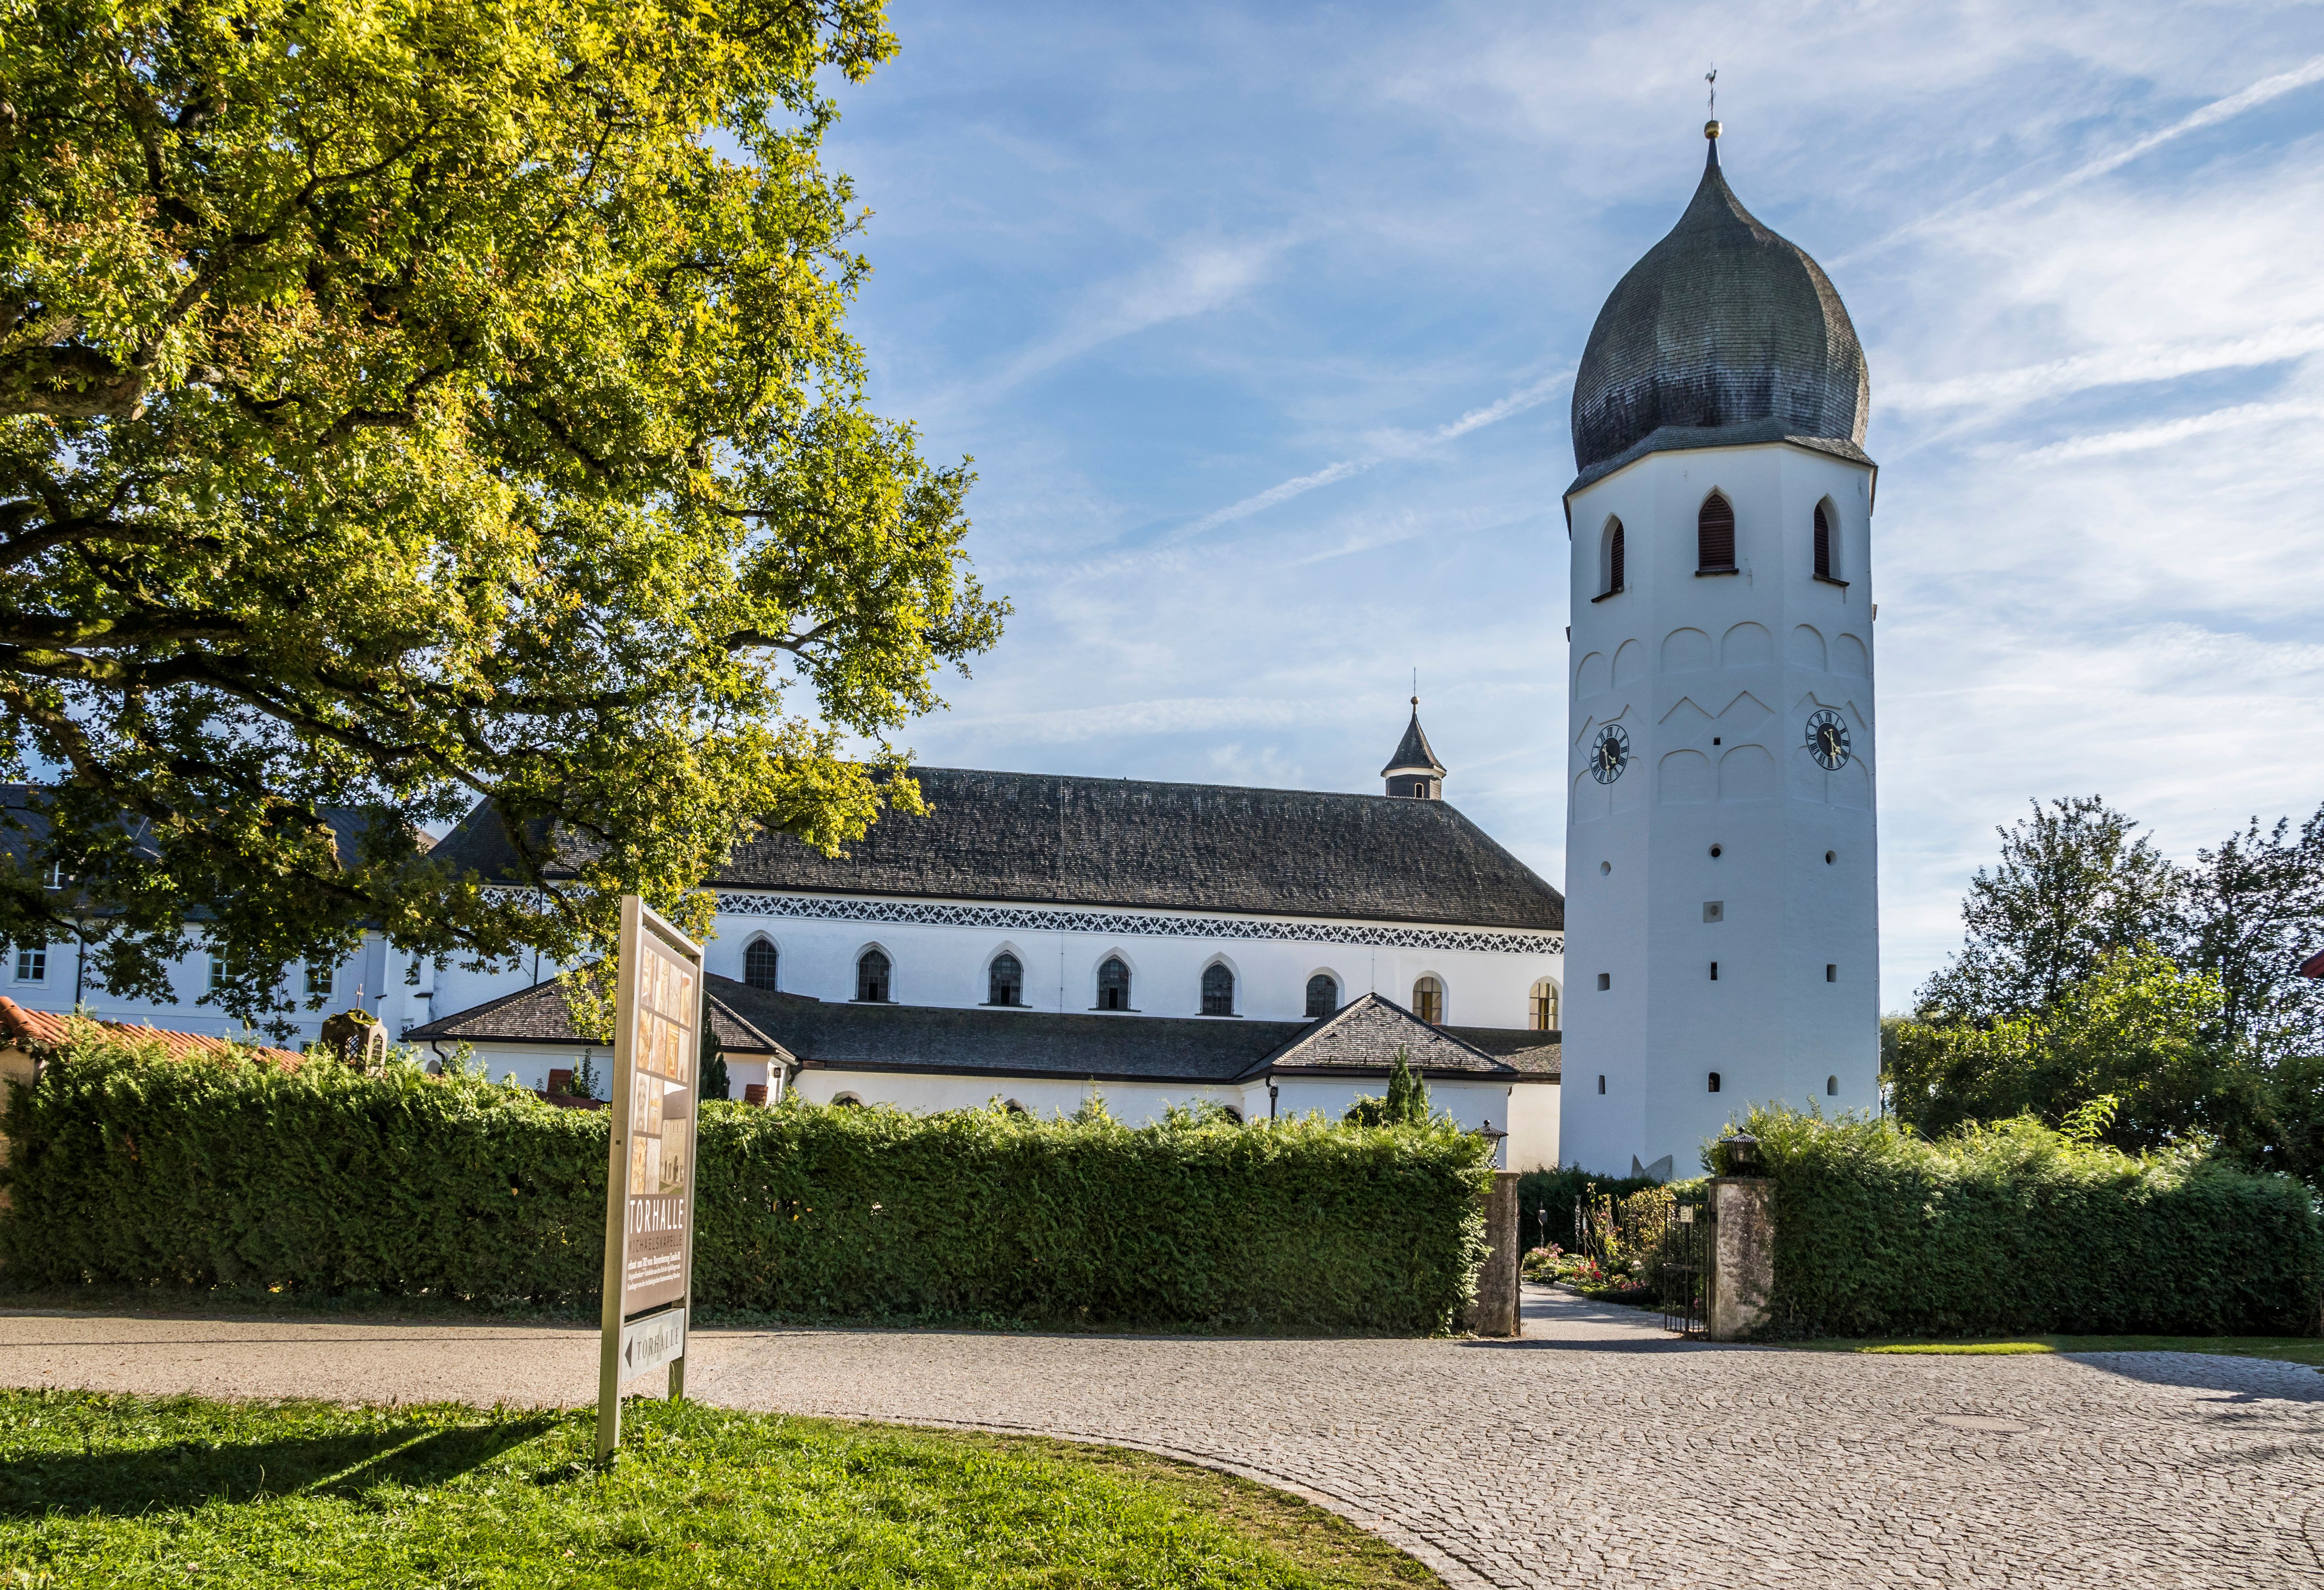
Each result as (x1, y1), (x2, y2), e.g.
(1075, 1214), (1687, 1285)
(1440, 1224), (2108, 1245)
(427, 892), (1563, 1035)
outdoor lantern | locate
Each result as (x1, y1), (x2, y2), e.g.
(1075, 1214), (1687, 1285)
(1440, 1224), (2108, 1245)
(1720, 1133), (1761, 1175)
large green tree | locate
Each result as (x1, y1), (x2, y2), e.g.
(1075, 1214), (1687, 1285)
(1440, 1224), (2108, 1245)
(1913, 796), (2182, 1024)
(0, 0), (1004, 1031)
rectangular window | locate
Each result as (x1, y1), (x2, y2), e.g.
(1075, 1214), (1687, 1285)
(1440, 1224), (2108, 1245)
(1709, 961), (1719, 980)
(1826, 964), (1838, 983)
(1596, 973), (1611, 991)
(42, 863), (65, 889)
(209, 955), (228, 993)
(306, 962), (333, 998)
(14, 946), (45, 983)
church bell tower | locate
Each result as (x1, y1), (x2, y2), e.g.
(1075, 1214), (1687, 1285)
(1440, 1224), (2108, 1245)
(1559, 121), (1881, 1178)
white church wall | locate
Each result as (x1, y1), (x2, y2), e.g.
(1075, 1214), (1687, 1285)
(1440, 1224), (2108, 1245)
(1504, 1080), (1561, 1171)
(4, 927), (438, 1051)
(789, 1069), (1247, 1123)
(1562, 442), (1880, 1178)
(424, 895), (1562, 1040)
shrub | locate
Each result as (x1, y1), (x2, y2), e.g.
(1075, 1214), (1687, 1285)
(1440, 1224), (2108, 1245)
(1723, 1104), (2324, 1337)
(0, 1029), (1494, 1333)
(1513, 1165), (1661, 1252)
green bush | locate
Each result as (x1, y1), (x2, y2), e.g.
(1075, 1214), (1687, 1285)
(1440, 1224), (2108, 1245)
(0, 1031), (1494, 1333)
(1725, 1105), (2324, 1337)
(1513, 1166), (1661, 1253)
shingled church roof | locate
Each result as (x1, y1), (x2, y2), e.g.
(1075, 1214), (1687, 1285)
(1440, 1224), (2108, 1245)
(411, 975), (1560, 1087)
(433, 767), (1563, 931)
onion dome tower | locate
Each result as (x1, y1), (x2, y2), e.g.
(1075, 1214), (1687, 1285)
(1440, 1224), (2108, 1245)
(1381, 699), (1447, 799)
(1560, 122), (1881, 1179)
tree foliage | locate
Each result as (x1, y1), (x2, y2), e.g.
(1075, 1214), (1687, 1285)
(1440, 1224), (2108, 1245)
(0, 0), (1004, 1033)
(1342, 1048), (1430, 1128)
(1898, 795), (2324, 1188)
(1916, 796), (2180, 1023)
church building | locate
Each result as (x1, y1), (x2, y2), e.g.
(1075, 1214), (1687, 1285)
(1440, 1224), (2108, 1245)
(407, 707), (1568, 1167)
(1560, 120), (1882, 1178)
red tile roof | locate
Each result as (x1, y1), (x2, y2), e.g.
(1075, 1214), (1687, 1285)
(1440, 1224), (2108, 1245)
(0, 996), (305, 1069)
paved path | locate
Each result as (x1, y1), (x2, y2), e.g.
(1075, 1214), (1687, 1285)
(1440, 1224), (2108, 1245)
(5, 1288), (2321, 1588)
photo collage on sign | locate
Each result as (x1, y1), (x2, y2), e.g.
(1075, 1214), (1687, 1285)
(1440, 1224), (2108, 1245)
(628, 947), (696, 1197)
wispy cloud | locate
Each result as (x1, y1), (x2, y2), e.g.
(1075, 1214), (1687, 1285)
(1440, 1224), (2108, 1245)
(1178, 367), (1572, 535)
(1884, 323), (2324, 413)
(2009, 400), (2324, 463)
(1837, 53), (2324, 265)
(943, 695), (1334, 744)
(980, 237), (1287, 396)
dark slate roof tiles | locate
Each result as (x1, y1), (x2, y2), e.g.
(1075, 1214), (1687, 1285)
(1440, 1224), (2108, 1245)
(1569, 135), (1870, 494)
(433, 767), (1564, 931)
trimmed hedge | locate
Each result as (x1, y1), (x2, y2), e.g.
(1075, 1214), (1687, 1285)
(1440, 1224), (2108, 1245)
(0, 1035), (1494, 1333)
(1722, 1106), (2324, 1337)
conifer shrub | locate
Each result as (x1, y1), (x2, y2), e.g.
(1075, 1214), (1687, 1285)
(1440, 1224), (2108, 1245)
(1723, 1105), (2324, 1337)
(0, 1028), (1493, 1333)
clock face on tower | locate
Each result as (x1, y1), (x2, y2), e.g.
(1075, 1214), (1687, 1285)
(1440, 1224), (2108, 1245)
(1806, 709), (1852, 771)
(1590, 724), (1630, 784)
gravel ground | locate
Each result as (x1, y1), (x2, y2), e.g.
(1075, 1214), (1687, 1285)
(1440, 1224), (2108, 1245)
(4, 1287), (2320, 1589)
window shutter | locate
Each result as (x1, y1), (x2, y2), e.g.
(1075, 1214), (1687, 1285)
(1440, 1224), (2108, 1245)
(1698, 495), (1735, 570)
(1813, 502), (1832, 579)
(1609, 522), (1625, 591)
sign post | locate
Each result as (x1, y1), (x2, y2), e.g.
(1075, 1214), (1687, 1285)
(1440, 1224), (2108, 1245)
(596, 895), (705, 1460)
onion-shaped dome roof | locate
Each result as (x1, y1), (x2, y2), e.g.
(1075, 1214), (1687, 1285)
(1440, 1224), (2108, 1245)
(1568, 128), (1870, 492)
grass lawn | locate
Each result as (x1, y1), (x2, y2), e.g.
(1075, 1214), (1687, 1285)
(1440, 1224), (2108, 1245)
(1781, 1335), (2324, 1368)
(0, 1390), (1440, 1589)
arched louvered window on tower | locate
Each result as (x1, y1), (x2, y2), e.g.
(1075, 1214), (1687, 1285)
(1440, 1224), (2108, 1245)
(743, 938), (779, 991)
(1097, 957), (1131, 1010)
(1698, 493), (1736, 572)
(1600, 518), (1625, 597)
(855, 948), (891, 1004)
(1305, 973), (1339, 1018)
(1813, 501), (1835, 581)
(988, 952), (1023, 1007)
(1200, 962), (1235, 1016)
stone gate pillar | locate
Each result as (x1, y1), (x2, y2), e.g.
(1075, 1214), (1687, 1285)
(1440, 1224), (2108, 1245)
(1707, 1175), (1774, 1341)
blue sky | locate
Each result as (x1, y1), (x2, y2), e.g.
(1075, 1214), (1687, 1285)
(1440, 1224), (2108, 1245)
(813, 1), (2324, 1008)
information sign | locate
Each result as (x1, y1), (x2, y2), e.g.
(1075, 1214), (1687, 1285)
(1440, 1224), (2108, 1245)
(596, 895), (705, 1459)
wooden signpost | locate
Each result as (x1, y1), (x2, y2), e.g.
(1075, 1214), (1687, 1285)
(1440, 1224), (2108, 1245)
(596, 895), (706, 1459)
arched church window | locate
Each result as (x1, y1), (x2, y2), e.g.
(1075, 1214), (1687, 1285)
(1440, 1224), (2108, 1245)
(1813, 501), (1835, 581)
(1305, 973), (1339, 1018)
(855, 948), (890, 1004)
(1826, 1075), (1838, 1097)
(1097, 957), (1131, 1010)
(988, 952), (1023, 1007)
(743, 938), (779, 991)
(1698, 493), (1736, 572)
(1601, 518), (1625, 596)
(1529, 978), (1559, 1032)
(1200, 962), (1235, 1016)
(1412, 975), (1444, 1024)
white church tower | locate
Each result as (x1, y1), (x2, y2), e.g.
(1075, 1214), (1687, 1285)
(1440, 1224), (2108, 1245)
(1560, 120), (1881, 1178)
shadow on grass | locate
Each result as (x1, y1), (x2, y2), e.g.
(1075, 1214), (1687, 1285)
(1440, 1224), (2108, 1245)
(0, 1415), (557, 1518)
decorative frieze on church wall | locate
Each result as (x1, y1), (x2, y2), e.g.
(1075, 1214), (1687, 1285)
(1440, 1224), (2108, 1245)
(709, 892), (1564, 957)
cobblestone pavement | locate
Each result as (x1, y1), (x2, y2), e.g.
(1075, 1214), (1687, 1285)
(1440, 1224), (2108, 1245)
(6, 1288), (2322, 1588)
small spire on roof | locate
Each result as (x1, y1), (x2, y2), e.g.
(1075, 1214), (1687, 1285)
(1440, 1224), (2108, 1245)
(1381, 699), (1447, 800)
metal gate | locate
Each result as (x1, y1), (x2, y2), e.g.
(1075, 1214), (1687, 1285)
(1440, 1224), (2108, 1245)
(1660, 1197), (1708, 1336)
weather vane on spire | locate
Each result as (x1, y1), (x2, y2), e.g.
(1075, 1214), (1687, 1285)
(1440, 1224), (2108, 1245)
(1706, 65), (1716, 116)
